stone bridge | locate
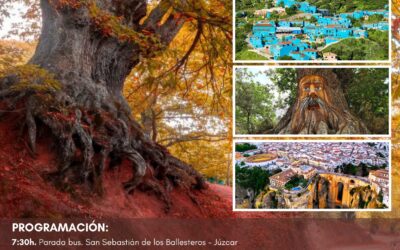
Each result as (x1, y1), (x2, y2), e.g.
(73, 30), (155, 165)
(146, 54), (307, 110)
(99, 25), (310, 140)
(319, 173), (370, 208)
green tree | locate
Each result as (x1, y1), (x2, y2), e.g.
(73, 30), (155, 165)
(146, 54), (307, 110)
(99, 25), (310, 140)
(343, 68), (389, 134)
(269, 68), (297, 107)
(235, 69), (277, 134)
(235, 165), (271, 195)
(309, 16), (318, 23)
(278, 55), (294, 60)
(285, 6), (298, 16)
(236, 143), (258, 152)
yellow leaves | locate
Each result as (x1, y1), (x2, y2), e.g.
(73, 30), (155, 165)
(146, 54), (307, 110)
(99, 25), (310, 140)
(121, 0), (232, 182)
(394, 0), (400, 16)
(0, 40), (36, 69)
(159, 7), (174, 26)
(2, 64), (61, 93)
(168, 139), (232, 183)
(86, 1), (163, 52)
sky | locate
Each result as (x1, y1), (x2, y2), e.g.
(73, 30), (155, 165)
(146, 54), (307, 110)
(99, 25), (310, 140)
(0, 3), (29, 40)
(236, 67), (290, 119)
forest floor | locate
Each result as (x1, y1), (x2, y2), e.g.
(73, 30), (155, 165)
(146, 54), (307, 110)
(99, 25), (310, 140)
(0, 112), (287, 219)
(1, 113), (398, 248)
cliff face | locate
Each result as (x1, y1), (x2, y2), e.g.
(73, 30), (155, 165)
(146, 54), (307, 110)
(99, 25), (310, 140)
(255, 188), (311, 209)
(235, 185), (255, 208)
(282, 191), (311, 209)
(313, 176), (330, 209)
(251, 175), (384, 209)
(255, 189), (278, 208)
(313, 176), (384, 209)
(349, 186), (384, 209)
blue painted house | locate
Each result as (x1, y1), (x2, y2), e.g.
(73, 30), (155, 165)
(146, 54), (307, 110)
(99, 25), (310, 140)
(250, 36), (264, 48)
(303, 26), (318, 41)
(325, 37), (339, 45)
(353, 11), (365, 19)
(289, 52), (310, 60)
(337, 18), (352, 28)
(312, 13), (323, 18)
(276, 0), (296, 8)
(299, 2), (317, 14)
(318, 17), (335, 26)
(303, 49), (318, 59)
(335, 28), (353, 38)
(339, 13), (353, 19)
(270, 41), (297, 59)
(266, 36), (279, 45)
(321, 26), (339, 36)
(366, 10), (388, 18)
(253, 23), (276, 35)
(362, 22), (389, 31)
(278, 21), (292, 27)
(277, 27), (302, 34)
(354, 29), (368, 38)
(318, 9), (330, 16)
(292, 21), (305, 26)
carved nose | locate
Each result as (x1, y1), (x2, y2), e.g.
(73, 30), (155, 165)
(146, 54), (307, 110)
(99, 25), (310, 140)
(309, 92), (317, 98)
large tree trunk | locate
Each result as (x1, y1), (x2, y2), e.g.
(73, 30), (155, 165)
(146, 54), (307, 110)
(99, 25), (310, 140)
(271, 69), (369, 135)
(0, 0), (206, 211)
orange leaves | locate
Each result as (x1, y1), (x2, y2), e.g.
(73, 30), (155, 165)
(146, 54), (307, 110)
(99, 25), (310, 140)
(49, 0), (84, 10)
(173, 13), (184, 20)
(101, 25), (113, 37)
(196, 84), (206, 89)
(45, 111), (75, 123)
(86, 2), (162, 53)
(142, 29), (155, 36)
(118, 34), (130, 42)
(185, 17), (195, 22)
(173, 12), (201, 23)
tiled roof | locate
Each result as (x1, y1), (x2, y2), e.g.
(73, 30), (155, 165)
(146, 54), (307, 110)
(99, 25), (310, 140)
(269, 169), (296, 182)
(255, 23), (273, 27)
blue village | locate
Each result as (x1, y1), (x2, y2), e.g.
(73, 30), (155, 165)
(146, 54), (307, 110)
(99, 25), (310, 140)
(248, 0), (389, 60)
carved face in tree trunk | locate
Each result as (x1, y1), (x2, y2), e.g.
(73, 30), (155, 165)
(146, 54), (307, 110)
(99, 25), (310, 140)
(299, 75), (328, 110)
(274, 69), (369, 135)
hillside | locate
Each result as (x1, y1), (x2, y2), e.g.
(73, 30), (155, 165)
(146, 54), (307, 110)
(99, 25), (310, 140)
(307, 0), (387, 13)
(0, 111), (287, 219)
(322, 37), (387, 60)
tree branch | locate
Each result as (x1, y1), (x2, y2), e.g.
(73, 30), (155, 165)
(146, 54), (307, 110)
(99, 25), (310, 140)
(159, 133), (227, 147)
(142, 0), (186, 47)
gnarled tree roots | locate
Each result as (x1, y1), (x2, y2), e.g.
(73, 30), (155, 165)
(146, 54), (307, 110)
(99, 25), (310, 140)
(0, 81), (206, 212)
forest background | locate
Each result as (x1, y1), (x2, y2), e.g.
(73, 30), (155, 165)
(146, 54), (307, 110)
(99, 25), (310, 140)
(0, 0), (233, 186)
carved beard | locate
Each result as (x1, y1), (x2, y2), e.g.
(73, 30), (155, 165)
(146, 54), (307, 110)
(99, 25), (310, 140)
(292, 96), (341, 134)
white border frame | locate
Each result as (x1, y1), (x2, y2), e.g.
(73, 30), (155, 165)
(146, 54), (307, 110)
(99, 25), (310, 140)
(232, 65), (392, 138)
(232, 139), (392, 212)
(232, 0), (392, 64)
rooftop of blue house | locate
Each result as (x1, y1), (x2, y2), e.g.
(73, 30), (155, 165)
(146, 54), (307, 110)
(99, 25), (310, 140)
(239, 0), (389, 61)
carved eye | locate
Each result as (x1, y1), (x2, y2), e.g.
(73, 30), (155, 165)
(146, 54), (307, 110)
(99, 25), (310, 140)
(315, 87), (321, 91)
(304, 87), (310, 92)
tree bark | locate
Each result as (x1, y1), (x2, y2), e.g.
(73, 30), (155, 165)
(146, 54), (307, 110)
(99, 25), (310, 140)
(0, 0), (206, 211)
(271, 69), (369, 135)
